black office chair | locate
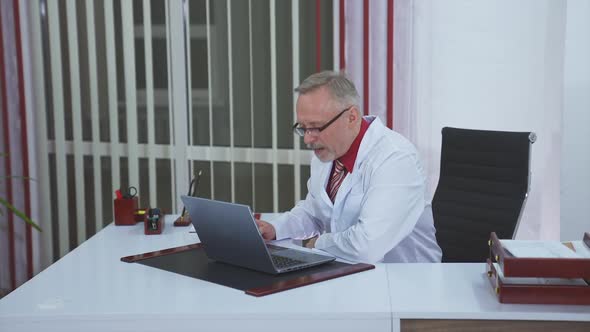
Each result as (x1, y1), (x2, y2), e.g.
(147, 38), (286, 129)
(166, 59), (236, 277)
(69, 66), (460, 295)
(432, 127), (536, 262)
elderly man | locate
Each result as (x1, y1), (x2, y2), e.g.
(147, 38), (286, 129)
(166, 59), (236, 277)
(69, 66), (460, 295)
(256, 71), (441, 263)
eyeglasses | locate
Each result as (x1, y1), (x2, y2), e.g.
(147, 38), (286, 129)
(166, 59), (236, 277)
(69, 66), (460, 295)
(292, 106), (353, 137)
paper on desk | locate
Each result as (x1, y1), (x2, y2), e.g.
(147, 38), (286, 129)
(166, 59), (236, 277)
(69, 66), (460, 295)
(500, 240), (583, 259)
(571, 240), (590, 258)
(493, 263), (588, 286)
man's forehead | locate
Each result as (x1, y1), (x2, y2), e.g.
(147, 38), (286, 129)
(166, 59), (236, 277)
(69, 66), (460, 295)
(296, 90), (339, 116)
(296, 106), (336, 126)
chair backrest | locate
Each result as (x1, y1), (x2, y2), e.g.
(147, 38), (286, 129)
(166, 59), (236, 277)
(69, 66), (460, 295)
(432, 127), (535, 262)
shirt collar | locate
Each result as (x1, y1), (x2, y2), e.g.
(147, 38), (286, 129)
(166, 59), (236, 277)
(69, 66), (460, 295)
(337, 118), (370, 173)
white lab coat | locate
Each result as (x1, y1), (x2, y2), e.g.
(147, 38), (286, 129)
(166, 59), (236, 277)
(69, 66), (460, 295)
(270, 116), (442, 263)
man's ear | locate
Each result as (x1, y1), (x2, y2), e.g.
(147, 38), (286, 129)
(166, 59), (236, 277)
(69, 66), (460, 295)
(348, 106), (361, 124)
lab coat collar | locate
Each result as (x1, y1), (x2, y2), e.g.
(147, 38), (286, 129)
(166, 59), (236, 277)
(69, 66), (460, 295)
(319, 115), (385, 208)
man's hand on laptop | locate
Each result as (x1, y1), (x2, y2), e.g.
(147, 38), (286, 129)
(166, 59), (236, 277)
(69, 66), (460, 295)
(304, 236), (318, 249)
(255, 219), (276, 241)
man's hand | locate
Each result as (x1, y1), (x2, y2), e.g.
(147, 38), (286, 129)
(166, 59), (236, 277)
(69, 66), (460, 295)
(255, 219), (277, 241)
(304, 236), (318, 249)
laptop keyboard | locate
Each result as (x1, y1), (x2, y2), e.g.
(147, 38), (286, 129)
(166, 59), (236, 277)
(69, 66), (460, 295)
(271, 255), (304, 269)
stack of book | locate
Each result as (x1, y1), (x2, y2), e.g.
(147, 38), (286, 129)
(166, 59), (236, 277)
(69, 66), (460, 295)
(486, 232), (590, 305)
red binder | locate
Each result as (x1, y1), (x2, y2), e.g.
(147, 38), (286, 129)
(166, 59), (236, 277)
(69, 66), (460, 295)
(486, 232), (590, 305)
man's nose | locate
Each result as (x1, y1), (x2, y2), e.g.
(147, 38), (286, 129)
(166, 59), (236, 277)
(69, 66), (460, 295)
(303, 132), (316, 145)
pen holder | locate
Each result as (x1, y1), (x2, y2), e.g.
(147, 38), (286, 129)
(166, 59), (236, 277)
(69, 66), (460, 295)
(114, 197), (138, 225)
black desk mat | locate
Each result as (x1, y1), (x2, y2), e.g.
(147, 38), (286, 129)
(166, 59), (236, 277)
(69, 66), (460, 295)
(121, 244), (374, 296)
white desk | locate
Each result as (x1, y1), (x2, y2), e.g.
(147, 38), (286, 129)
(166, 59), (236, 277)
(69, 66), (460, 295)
(387, 263), (590, 331)
(1, 216), (589, 332)
(0, 216), (391, 332)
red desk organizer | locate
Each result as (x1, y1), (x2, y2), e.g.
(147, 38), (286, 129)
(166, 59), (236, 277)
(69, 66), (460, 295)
(486, 232), (590, 305)
(114, 197), (138, 225)
(173, 213), (191, 227)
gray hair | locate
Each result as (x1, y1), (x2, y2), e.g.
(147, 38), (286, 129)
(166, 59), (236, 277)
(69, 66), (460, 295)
(295, 71), (360, 110)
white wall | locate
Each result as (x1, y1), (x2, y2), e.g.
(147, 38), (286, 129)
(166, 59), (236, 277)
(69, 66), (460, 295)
(561, 0), (590, 241)
(400, 0), (566, 240)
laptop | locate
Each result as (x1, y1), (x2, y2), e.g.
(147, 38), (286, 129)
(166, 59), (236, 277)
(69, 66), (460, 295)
(181, 195), (335, 274)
